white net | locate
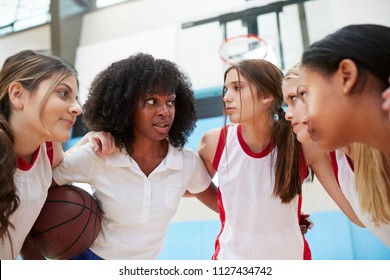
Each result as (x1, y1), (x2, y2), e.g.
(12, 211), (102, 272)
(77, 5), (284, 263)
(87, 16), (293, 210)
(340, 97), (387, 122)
(219, 34), (268, 65)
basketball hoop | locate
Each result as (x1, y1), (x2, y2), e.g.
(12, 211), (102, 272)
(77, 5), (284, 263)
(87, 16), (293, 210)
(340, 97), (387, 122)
(218, 34), (268, 65)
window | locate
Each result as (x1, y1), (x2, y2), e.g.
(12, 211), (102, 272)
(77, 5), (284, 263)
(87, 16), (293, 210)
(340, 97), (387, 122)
(0, 0), (51, 37)
(0, 0), (128, 37)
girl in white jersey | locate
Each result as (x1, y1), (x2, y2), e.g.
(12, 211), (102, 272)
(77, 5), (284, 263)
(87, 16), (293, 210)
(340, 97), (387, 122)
(283, 63), (390, 248)
(0, 50), (82, 259)
(298, 24), (390, 243)
(52, 53), (218, 260)
(198, 59), (311, 260)
(283, 63), (363, 227)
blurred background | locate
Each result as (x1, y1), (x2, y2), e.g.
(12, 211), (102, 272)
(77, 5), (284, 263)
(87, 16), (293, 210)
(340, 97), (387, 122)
(1, 0), (389, 260)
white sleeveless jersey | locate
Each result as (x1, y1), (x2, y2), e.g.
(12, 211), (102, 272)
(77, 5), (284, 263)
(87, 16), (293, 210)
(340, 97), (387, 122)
(330, 149), (390, 248)
(0, 142), (53, 259)
(212, 124), (304, 260)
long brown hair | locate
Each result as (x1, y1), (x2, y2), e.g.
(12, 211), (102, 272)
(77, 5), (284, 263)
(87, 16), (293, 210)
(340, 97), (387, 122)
(0, 50), (78, 241)
(223, 59), (301, 203)
(0, 115), (18, 241)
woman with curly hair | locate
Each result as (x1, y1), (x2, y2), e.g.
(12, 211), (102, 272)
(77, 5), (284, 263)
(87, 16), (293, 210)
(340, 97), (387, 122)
(52, 52), (218, 260)
(0, 50), (82, 259)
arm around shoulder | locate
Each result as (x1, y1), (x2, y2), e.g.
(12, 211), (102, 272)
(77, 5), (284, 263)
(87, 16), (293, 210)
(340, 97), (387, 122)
(302, 141), (364, 227)
(193, 181), (219, 213)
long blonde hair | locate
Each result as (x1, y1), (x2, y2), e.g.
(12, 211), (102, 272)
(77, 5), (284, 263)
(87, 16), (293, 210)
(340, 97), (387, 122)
(353, 143), (390, 225)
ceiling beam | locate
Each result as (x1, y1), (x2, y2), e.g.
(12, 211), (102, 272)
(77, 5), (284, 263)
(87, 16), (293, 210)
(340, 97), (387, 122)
(50, 0), (94, 64)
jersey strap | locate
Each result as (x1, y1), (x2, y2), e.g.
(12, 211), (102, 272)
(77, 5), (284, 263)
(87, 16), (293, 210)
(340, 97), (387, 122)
(329, 151), (341, 187)
(45, 142), (54, 167)
(298, 143), (309, 182)
(212, 125), (231, 171)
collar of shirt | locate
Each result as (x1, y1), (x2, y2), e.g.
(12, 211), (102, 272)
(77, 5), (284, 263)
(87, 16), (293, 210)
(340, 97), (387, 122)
(103, 143), (184, 172)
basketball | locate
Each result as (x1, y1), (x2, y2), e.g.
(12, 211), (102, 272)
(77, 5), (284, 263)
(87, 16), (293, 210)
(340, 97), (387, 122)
(31, 184), (102, 260)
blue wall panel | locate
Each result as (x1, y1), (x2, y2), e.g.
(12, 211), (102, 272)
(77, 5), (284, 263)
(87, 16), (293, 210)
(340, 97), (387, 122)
(158, 211), (390, 260)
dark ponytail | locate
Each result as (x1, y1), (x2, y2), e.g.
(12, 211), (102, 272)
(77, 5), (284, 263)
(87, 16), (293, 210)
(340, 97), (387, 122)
(271, 107), (301, 203)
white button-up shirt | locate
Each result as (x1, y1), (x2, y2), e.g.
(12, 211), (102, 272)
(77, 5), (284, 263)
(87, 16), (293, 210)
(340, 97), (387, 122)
(53, 143), (211, 259)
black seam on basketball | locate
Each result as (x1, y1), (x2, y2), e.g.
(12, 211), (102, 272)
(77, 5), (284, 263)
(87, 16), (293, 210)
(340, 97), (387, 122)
(33, 185), (102, 259)
(31, 203), (86, 237)
(49, 187), (90, 259)
(51, 190), (98, 259)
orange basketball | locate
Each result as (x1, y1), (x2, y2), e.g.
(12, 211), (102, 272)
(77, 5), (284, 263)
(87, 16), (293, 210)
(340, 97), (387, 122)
(31, 184), (102, 260)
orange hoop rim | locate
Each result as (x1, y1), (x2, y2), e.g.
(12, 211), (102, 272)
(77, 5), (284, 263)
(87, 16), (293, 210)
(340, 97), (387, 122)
(218, 34), (268, 65)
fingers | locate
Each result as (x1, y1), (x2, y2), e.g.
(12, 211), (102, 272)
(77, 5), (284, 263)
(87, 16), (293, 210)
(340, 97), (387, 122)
(300, 225), (308, 235)
(299, 212), (314, 230)
(307, 218), (314, 229)
(89, 137), (102, 152)
(88, 131), (119, 158)
(300, 213), (310, 219)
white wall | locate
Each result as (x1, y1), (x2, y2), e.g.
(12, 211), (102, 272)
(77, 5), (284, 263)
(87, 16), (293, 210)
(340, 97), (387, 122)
(0, 25), (50, 65)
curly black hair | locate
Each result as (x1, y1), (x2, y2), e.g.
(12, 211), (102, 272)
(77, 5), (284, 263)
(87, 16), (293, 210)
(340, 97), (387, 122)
(82, 52), (197, 151)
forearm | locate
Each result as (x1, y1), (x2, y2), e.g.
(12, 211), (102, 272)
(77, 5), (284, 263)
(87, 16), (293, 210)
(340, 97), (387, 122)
(313, 161), (364, 227)
(193, 182), (219, 213)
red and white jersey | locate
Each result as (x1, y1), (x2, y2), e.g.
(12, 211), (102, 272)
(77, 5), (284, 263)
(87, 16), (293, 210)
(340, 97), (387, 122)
(0, 142), (53, 259)
(330, 149), (390, 248)
(212, 124), (306, 259)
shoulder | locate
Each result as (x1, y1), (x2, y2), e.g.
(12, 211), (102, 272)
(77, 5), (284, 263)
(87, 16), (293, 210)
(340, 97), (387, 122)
(200, 127), (221, 142)
(179, 146), (198, 157)
(61, 142), (98, 164)
(198, 127), (223, 155)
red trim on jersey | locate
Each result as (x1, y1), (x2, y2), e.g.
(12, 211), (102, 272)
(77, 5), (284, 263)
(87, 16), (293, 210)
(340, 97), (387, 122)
(298, 143), (312, 260)
(345, 155), (354, 172)
(329, 151), (341, 186)
(45, 142), (54, 167)
(298, 143), (309, 183)
(212, 126), (230, 170)
(212, 188), (225, 260)
(17, 146), (41, 171)
(17, 142), (54, 170)
(303, 237), (312, 260)
(237, 124), (272, 158)
(211, 126), (229, 260)
(330, 150), (354, 180)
